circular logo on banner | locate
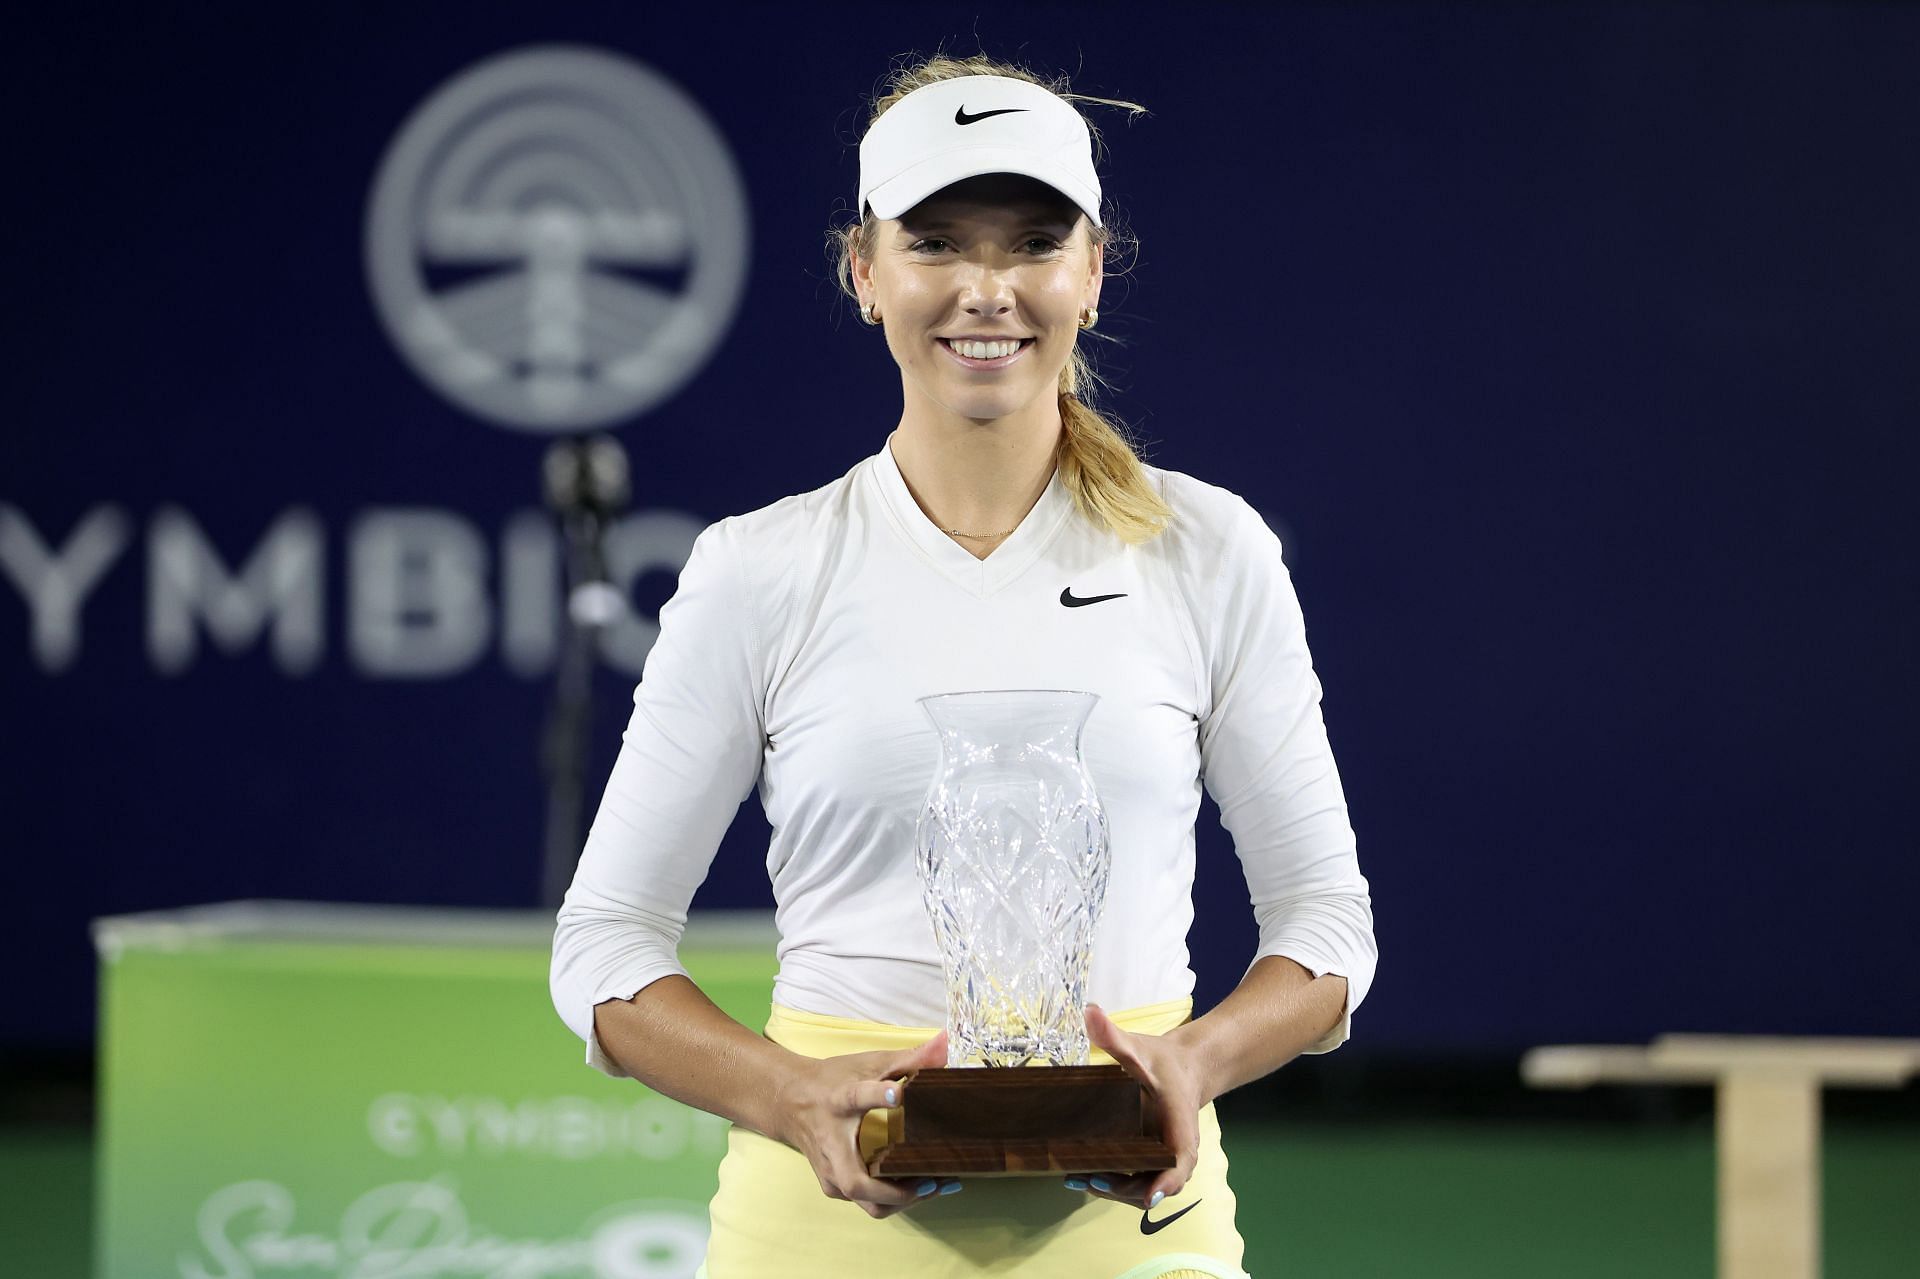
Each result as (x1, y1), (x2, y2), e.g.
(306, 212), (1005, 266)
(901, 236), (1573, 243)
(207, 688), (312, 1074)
(366, 46), (750, 432)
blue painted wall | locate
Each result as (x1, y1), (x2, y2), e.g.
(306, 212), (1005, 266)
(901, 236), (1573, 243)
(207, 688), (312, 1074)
(4, 3), (1914, 1055)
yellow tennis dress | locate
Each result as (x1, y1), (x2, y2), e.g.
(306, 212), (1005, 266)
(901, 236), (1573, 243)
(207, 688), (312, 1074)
(694, 997), (1251, 1279)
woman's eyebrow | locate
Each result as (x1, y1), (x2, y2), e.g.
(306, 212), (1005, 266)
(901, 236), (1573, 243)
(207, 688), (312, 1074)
(900, 214), (1075, 234)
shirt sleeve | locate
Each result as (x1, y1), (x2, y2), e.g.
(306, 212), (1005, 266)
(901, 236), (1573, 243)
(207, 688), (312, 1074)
(549, 516), (766, 1079)
(1198, 497), (1377, 1054)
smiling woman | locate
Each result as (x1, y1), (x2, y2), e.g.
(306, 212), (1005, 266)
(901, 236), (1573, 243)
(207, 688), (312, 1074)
(831, 56), (1172, 555)
(552, 47), (1376, 1279)
(859, 178), (1086, 452)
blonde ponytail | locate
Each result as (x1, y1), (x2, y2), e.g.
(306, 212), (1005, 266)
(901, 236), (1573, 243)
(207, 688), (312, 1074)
(829, 51), (1174, 546)
(1057, 382), (1173, 546)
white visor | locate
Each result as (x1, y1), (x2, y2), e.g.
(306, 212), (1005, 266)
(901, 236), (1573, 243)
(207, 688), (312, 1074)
(857, 75), (1103, 227)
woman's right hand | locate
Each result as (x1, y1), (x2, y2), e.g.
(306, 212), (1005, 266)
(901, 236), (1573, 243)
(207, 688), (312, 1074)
(771, 1029), (957, 1218)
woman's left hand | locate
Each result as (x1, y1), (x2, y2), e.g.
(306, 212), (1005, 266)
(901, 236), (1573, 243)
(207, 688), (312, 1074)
(1068, 1003), (1210, 1210)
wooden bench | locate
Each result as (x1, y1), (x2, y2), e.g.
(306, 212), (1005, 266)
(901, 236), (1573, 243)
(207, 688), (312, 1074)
(1521, 1035), (1920, 1278)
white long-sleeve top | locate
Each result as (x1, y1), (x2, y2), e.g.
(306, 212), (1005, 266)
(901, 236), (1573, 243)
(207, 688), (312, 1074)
(551, 434), (1377, 1078)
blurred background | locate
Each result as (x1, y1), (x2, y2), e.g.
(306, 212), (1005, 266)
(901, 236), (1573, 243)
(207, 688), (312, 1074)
(3, 1), (1915, 1274)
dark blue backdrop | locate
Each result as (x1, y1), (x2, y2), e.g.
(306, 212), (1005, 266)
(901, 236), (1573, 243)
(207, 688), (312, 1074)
(4, 3), (1915, 1056)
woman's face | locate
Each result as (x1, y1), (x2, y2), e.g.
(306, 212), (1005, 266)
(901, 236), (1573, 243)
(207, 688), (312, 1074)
(853, 173), (1103, 425)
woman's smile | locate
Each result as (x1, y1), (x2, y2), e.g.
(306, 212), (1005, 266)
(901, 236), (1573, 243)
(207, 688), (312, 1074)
(937, 336), (1036, 370)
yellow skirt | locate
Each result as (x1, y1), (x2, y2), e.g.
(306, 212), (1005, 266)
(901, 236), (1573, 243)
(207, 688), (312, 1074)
(696, 999), (1250, 1279)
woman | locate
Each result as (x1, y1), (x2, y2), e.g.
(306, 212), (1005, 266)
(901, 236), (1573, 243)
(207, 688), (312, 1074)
(551, 53), (1377, 1279)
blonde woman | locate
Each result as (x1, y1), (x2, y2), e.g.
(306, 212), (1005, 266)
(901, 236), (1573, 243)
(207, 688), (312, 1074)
(552, 53), (1377, 1279)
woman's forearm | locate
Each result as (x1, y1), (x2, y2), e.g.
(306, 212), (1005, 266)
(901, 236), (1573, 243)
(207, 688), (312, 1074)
(591, 973), (806, 1142)
(1171, 954), (1349, 1104)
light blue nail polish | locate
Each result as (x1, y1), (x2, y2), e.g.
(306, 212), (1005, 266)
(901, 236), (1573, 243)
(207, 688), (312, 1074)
(916, 1179), (937, 1197)
(1064, 1177), (1088, 1190)
(885, 1087), (897, 1106)
(938, 1181), (964, 1195)
(1090, 1176), (1112, 1193)
(1149, 1190), (1165, 1209)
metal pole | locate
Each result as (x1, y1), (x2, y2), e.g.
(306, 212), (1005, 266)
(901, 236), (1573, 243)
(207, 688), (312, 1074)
(538, 433), (631, 911)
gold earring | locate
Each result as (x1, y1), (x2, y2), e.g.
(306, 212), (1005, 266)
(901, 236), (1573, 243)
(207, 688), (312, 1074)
(861, 302), (881, 326)
(1078, 307), (1098, 330)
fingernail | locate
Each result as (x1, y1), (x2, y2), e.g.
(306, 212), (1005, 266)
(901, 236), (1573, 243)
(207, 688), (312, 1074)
(1090, 1176), (1112, 1193)
(885, 1087), (898, 1106)
(1149, 1190), (1165, 1208)
(916, 1179), (937, 1197)
(939, 1181), (964, 1195)
(1064, 1177), (1088, 1191)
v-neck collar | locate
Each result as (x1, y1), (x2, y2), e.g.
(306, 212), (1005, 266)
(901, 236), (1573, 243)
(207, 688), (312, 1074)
(867, 430), (1074, 598)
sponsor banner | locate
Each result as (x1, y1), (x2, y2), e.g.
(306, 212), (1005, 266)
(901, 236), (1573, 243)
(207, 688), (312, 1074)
(11, 12), (1919, 1064)
(93, 904), (776, 1279)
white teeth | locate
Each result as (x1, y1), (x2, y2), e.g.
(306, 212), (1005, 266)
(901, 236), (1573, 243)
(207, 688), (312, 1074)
(945, 339), (1022, 360)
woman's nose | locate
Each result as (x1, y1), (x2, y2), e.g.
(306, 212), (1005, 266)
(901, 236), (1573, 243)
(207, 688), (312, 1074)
(957, 264), (1015, 317)
(956, 255), (1021, 313)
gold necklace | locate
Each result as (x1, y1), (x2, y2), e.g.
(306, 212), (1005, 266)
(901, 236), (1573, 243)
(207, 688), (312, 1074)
(943, 524), (1018, 540)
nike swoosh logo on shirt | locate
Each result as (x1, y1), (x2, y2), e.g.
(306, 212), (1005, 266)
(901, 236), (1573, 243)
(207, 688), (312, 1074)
(954, 106), (1029, 126)
(1060, 588), (1128, 608)
(1141, 1199), (1202, 1235)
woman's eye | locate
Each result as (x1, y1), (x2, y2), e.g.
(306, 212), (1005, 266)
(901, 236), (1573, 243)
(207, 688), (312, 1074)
(909, 237), (1060, 254)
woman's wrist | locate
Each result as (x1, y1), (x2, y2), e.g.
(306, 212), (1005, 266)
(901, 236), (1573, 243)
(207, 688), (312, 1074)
(760, 1051), (826, 1148)
(593, 977), (811, 1142)
(719, 1032), (829, 1148)
(1166, 1017), (1231, 1107)
(1168, 958), (1346, 1103)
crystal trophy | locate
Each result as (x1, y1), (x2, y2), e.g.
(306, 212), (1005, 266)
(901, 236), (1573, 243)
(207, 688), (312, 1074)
(867, 689), (1178, 1178)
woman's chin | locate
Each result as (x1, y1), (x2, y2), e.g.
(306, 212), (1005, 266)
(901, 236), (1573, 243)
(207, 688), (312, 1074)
(937, 386), (1054, 423)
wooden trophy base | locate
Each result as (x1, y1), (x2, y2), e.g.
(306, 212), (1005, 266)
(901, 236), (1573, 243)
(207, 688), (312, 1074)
(868, 1064), (1177, 1178)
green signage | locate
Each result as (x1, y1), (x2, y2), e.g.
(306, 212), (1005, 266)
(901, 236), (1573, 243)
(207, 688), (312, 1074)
(92, 902), (776, 1278)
